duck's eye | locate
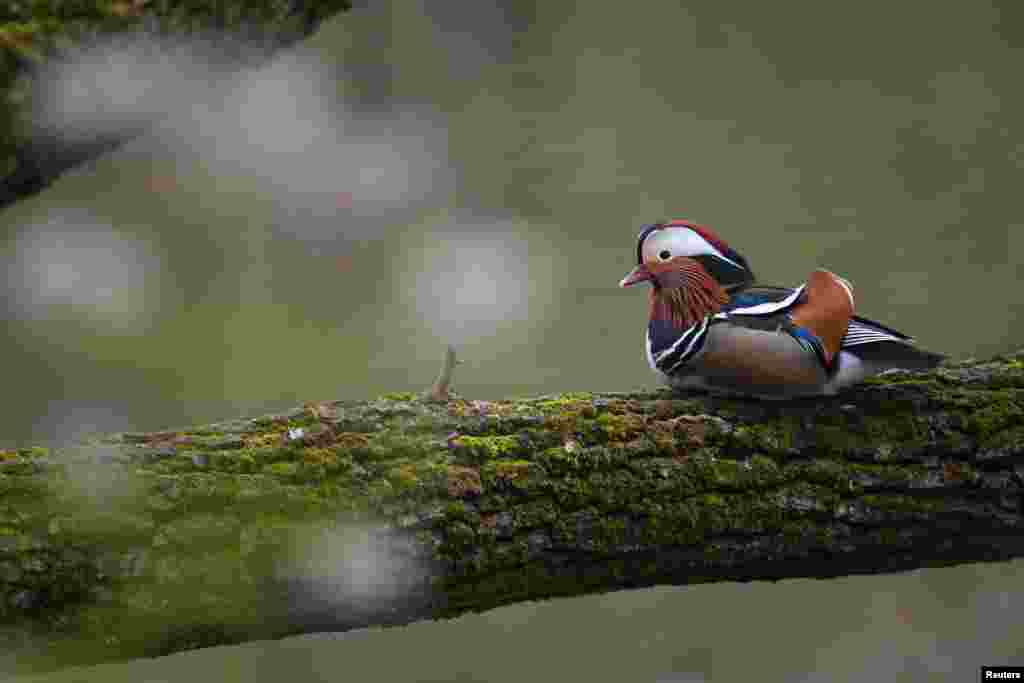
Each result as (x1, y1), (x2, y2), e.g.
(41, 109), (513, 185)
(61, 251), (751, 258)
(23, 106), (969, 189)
(659, 250), (671, 261)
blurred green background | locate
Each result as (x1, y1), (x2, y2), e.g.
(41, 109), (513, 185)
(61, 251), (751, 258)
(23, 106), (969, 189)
(2, 2), (1023, 679)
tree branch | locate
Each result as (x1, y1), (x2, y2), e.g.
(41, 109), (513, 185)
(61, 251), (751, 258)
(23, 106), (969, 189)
(2, 349), (1023, 670)
(0, 0), (354, 210)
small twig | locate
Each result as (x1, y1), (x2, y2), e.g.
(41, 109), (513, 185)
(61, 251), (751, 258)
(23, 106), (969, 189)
(424, 344), (462, 402)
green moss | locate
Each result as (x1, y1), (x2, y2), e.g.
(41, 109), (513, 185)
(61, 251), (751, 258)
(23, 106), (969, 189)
(0, 457), (43, 476)
(441, 520), (477, 555)
(534, 392), (594, 410)
(849, 461), (930, 485)
(153, 514), (241, 550)
(386, 463), (420, 493)
(15, 446), (49, 459)
(188, 428), (226, 438)
(701, 493), (726, 506)
(285, 412), (320, 430)
(453, 435), (520, 462)
(965, 393), (1024, 440)
(669, 454), (777, 491)
(730, 419), (796, 455)
(261, 462), (299, 479)
(977, 425), (1024, 455)
(772, 482), (841, 514)
(534, 394), (594, 416)
(380, 392), (419, 401)
(360, 433), (435, 463)
(0, 471), (50, 499)
(479, 459), (534, 490)
(48, 512), (154, 547)
(299, 447), (351, 474)
(248, 417), (285, 431)
(233, 453), (257, 474)
(861, 493), (943, 514)
(861, 374), (937, 387)
(510, 498), (559, 529)
(796, 407), (928, 456)
(536, 444), (582, 474)
(862, 410), (925, 443)
(593, 412), (645, 442)
(443, 500), (470, 519)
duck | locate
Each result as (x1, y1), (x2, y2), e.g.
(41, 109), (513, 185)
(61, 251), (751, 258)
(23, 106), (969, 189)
(619, 219), (945, 399)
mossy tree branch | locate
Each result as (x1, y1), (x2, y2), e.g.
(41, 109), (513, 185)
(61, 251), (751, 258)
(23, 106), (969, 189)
(2, 350), (1024, 671)
(0, 0), (353, 210)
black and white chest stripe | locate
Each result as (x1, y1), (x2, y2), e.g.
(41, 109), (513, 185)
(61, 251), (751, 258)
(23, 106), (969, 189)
(647, 316), (713, 374)
(646, 286), (807, 375)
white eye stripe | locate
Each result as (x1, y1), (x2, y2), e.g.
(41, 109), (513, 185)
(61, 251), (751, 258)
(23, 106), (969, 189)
(641, 229), (741, 269)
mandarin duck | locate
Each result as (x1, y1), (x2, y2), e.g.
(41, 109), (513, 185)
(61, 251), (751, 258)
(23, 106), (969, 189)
(620, 220), (945, 399)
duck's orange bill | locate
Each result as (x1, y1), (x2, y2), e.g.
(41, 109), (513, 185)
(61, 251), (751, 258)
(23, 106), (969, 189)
(619, 264), (653, 287)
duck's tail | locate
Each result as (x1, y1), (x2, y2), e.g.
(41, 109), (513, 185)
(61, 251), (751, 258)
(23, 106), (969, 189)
(840, 315), (945, 372)
(845, 340), (946, 372)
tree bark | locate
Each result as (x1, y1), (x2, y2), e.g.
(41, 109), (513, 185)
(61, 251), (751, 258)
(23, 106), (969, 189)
(2, 350), (1023, 670)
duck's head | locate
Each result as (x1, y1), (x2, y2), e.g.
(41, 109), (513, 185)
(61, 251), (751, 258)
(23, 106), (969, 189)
(619, 219), (754, 292)
(619, 219), (755, 327)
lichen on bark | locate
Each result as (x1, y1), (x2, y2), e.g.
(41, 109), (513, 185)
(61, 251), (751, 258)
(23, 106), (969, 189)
(1, 349), (1023, 673)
